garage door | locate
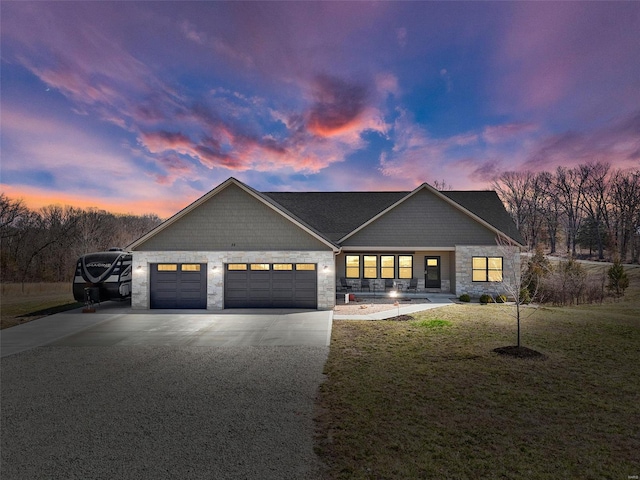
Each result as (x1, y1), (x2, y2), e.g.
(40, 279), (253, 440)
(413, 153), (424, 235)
(150, 263), (207, 309)
(224, 263), (317, 308)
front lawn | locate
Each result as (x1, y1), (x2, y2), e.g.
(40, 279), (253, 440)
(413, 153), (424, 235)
(316, 302), (639, 479)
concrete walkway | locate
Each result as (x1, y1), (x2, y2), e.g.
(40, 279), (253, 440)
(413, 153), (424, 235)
(333, 293), (456, 320)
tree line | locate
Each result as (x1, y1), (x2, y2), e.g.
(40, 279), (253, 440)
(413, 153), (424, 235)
(0, 193), (161, 285)
(492, 162), (640, 263)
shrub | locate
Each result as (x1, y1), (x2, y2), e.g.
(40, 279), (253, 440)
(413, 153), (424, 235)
(495, 294), (507, 303)
(519, 288), (531, 304)
(524, 245), (551, 297)
(607, 258), (629, 296)
(540, 258), (586, 305)
(479, 294), (494, 304)
(459, 294), (471, 302)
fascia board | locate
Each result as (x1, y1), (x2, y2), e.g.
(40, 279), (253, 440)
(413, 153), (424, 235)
(338, 183), (524, 247)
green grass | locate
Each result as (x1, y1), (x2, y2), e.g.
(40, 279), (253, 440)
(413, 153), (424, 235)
(316, 296), (640, 478)
(0, 283), (79, 329)
(410, 318), (452, 329)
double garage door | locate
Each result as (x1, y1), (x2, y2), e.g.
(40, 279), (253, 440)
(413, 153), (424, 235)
(150, 262), (318, 309)
(225, 263), (317, 308)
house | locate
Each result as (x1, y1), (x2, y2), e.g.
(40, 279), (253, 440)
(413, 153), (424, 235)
(127, 177), (524, 310)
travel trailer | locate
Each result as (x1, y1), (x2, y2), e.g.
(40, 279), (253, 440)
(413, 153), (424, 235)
(72, 249), (132, 303)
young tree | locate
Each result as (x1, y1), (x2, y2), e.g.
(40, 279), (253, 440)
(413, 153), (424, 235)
(607, 257), (629, 296)
(496, 236), (545, 349)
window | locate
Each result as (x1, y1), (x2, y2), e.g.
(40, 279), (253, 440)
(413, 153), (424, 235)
(380, 256), (395, 278)
(472, 257), (503, 282)
(295, 264), (316, 270)
(345, 255), (360, 278)
(181, 264), (201, 271)
(273, 264), (293, 270)
(157, 264), (177, 271)
(227, 264), (247, 270)
(398, 256), (413, 279)
(363, 255), (377, 278)
(250, 264), (270, 270)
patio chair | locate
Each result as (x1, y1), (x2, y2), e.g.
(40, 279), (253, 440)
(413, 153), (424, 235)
(384, 279), (395, 291)
(360, 279), (370, 292)
(339, 277), (353, 292)
(407, 278), (418, 293)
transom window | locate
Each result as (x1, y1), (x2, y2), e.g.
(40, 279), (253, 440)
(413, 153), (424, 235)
(295, 264), (316, 270)
(345, 255), (360, 278)
(250, 264), (271, 270)
(227, 264), (247, 270)
(472, 257), (503, 282)
(227, 263), (315, 271)
(181, 264), (201, 271)
(380, 256), (395, 279)
(363, 255), (377, 279)
(273, 264), (293, 270)
(157, 264), (177, 271)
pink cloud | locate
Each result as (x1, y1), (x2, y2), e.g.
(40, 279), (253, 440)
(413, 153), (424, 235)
(524, 112), (640, 171)
(482, 123), (537, 144)
(494, 2), (640, 119)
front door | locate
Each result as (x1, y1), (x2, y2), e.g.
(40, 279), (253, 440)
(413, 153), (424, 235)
(425, 257), (441, 289)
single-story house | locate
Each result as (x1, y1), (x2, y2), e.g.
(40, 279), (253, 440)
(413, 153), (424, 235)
(127, 177), (524, 310)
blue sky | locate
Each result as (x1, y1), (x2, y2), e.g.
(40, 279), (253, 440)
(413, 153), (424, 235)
(1, 1), (639, 217)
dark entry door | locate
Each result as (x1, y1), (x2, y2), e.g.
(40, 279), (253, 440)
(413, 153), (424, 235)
(425, 257), (441, 289)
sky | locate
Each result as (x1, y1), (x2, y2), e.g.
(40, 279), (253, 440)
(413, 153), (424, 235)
(1, 1), (639, 218)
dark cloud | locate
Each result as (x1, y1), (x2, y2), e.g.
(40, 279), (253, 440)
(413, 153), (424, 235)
(306, 75), (369, 137)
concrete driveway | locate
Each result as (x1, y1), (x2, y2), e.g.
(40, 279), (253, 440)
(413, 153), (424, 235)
(1, 303), (332, 479)
(1, 301), (333, 357)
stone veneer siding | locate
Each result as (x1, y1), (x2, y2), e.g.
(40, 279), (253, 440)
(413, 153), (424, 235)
(132, 251), (336, 310)
(455, 245), (520, 298)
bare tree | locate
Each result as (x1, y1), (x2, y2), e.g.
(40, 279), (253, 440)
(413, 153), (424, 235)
(493, 171), (534, 243)
(609, 169), (640, 262)
(581, 162), (611, 260)
(538, 171), (561, 254)
(554, 166), (590, 256)
(0, 194), (28, 240)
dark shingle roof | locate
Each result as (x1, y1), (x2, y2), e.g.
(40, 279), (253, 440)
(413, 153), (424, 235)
(263, 188), (524, 245)
(264, 192), (406, 242)
(442, 191), (525, 245)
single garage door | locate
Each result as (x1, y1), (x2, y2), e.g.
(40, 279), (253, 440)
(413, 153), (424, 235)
(150, 263), (207, 309)
(224, 263), (317, 308)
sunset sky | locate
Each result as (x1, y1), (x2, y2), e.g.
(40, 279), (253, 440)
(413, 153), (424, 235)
(1, 1), (639, 218)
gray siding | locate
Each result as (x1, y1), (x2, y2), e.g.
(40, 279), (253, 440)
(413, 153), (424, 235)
(135, 184), (330, 251)
(342, 189), (498, 247)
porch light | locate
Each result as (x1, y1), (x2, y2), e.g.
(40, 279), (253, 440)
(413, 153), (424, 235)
(323, 265), (329, 272)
